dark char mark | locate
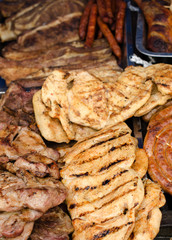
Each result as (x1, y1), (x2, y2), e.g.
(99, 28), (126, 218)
(72, 172), (89, 177)
(99, 159), (126, 172)
(93, 221), (133, 239)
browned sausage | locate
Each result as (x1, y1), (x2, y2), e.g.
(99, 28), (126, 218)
(97, 29), (103, 39)
(85, 3), (98, 47)
(105, 0), (114, 19)
(79, 0), (95, 40)
(97, 16), (121, 59)
(97, 0), (109, 23)
(115, 0), (126, 44)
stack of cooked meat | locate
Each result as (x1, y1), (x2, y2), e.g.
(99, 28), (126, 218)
(0, 122), (73, 240)
(0, 82), (74, 239)
(60, 122), (166, 240)
(0, 60), (171, 239)
(32, 63), (172, 143)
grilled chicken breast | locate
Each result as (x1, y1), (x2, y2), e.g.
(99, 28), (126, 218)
(60, 123), (145, 240)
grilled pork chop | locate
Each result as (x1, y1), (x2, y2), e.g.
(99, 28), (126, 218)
(0, 83), (39, 132)
(0, 170), (66, 213)
(30, 206), (73, 240)
(146, 63), (172, 95)
(61, 123), (145, 240)
(33, 90), (97, 143)
(134, 83), (172, 117)
(0, 39), (115, 85)
(0, 209), (42, 239)
(0, 123), (60, 178)
(0, 0), (85, 42)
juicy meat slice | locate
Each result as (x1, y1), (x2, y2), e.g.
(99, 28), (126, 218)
(7, 222), (34, 240)
(39, 66), (152, 133)
(0, 39), (115, 85)
(0, 82), (39, 132)
(0, 0), (41, 17)
(30, 206), (73, 240)
(0, 209), (42, 238)
(13, 154), (60, 178)
(0, 0), (85, 42)
(0, 124), (60, 178)
(17, 11), (82, 49)
(0, 170), (67, 213)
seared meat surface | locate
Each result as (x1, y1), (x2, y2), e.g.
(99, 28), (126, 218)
(0, 83), (39, 132)
(0, 119), (70, 239)
(0, 209), (42, 238)
(0, 123), (60, 177)
(0, 0), (41, 17)
(0, 0), (85, 42)
(0, 170), (66, 212)
(30, 206), (73, 240)
(0, 39), (116, 85)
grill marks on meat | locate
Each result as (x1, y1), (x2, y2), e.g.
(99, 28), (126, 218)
(129, 179), (166, 240)
(0, 83), (39, 132)
(30, 206), (73, 240)
(60, 123), (145, 240)
(0, 123), (60, 178)
(62, 133), (137, 178)
(37, 66), (151, 142)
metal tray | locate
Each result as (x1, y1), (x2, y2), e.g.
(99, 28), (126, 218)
(136, 10), (172, 58)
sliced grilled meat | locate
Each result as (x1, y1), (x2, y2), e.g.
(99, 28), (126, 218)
(0, 170), (66, 213)
(0, 83), (39, 132)
(0, 39), (114, 85)
(0, 209), (42, 238)
(0, 0), (85, 42)
(0, 124), (60, 178)
(30, 206), (73, 240)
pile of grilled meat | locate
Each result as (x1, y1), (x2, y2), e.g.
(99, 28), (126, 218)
(0, 82), (73, 240)
(0, 0), (121, 86)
